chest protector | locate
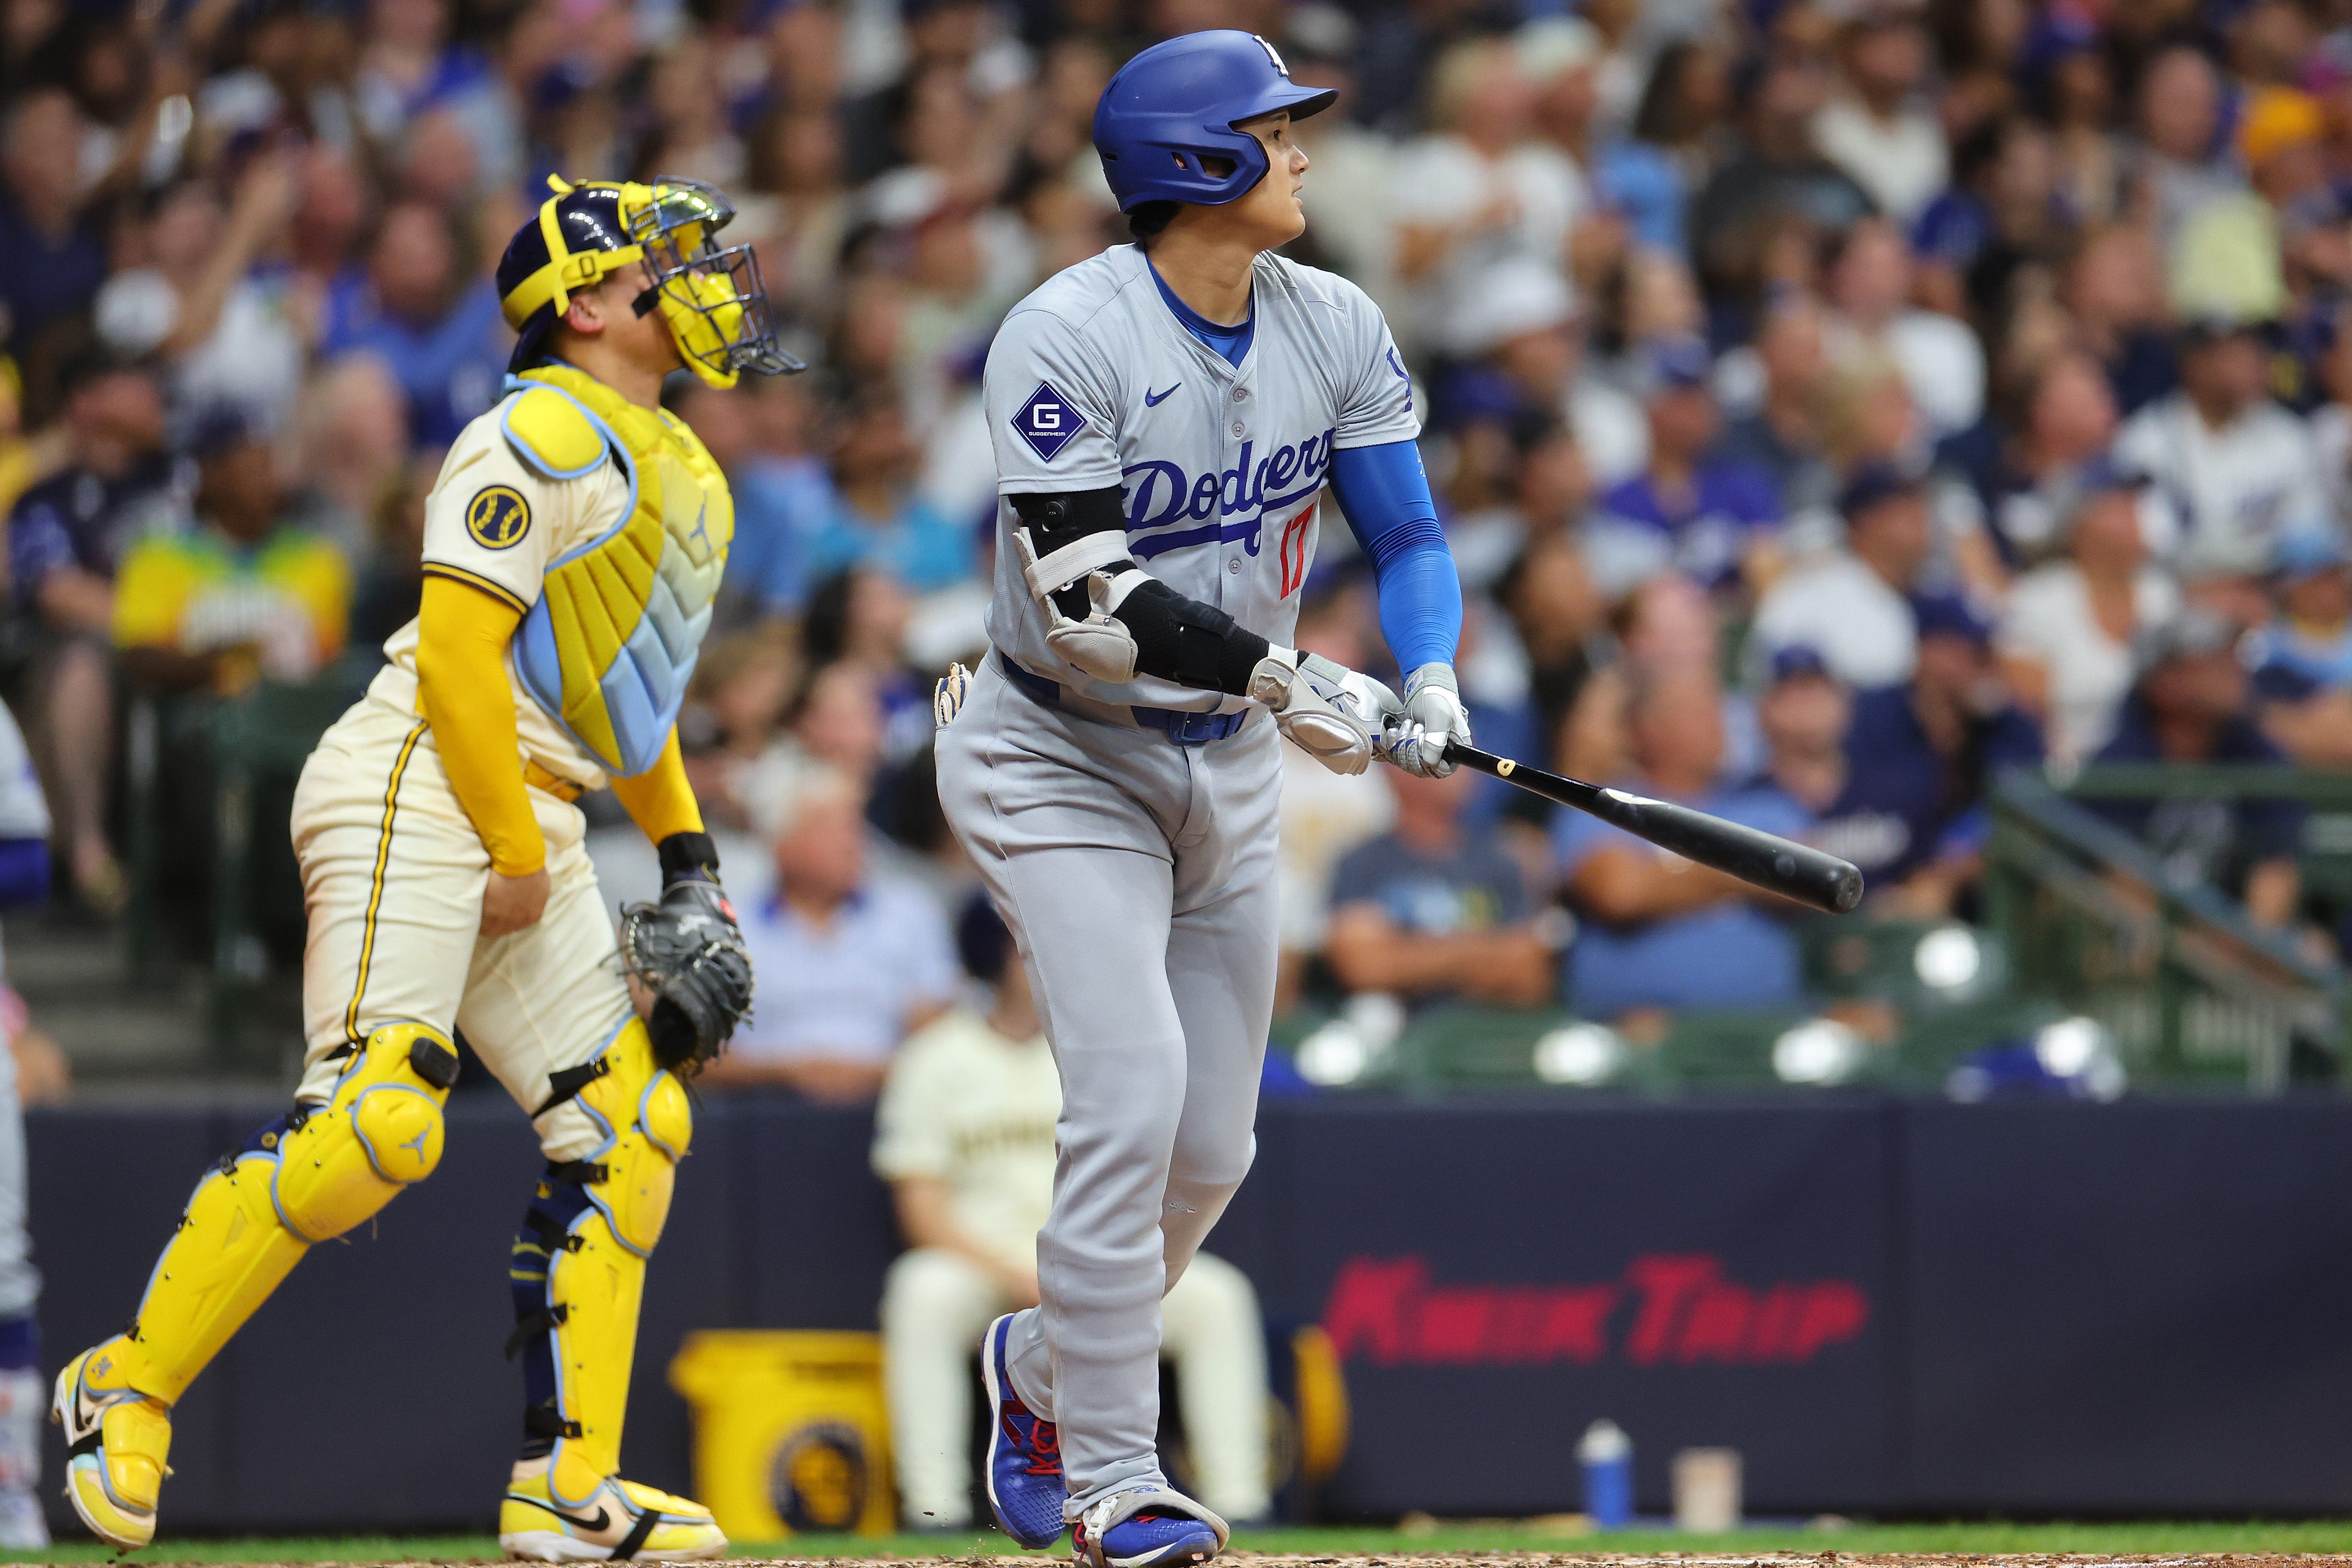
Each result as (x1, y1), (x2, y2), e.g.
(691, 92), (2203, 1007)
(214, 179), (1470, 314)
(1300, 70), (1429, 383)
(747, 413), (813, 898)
(499, 366), (733, 777)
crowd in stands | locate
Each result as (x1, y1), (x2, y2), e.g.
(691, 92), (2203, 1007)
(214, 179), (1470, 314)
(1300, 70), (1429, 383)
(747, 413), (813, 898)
(8, 0), (2352, 1086)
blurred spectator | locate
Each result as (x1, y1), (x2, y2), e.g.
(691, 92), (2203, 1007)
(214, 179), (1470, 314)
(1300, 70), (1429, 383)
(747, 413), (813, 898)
(704, 377), (835, 622)
(2307, 304), (2352, 526)
(348, 450), (434, 655)
(1393, 38), (1581, 356)
(1494, 530), (1606, 751)
(1751, 461), (1931, 690)
(742, 658), (892, 840)
(1949, 348), (2120, 564)
(1824, 217), (1985, 442)
(1448, 260), (1648, 491)
(9, 351), (182, 911)
(1688, 49), (1871, 314)
(1812, 7), (1945, 225)
(1812, 595), (2042, 916)
(1553, 666), (1809, 1020)
(111, 410), (350, 696)
(318, 200), (508, 446)
(2092, 609), (2305, 929)
(2132, 45), (2237, 249)
(92, 156), (305, 433)
(1716, 292), (1835, 521)
(2062, 224), (2178, 418)
(1751, 645), (1852, 813)
(1586, 335), (1782, 596)
(0, 89), (107, 359)
(875, 896), (1271, 1530)
(679, 625), (801, 833)
(1599, 40), (1731, 258)
(1325, 768), (1557, 1011)
(706, 766), (957, 1101)
(2114, 319), (2325, 584)
(806, 387), (974, 593)
(2245, 533), (2352, 769)
(293, 356), (412, 559)
(1997, 464), (2180, 764)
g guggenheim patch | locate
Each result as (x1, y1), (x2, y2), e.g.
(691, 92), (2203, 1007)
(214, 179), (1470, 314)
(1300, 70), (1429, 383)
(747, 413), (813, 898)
(466, 486), (532, 549)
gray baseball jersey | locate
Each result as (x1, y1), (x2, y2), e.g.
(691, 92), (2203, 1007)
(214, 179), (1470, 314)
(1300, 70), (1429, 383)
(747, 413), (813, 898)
(937, 242), (1417, 1515)
(983, 243), (1419, 708)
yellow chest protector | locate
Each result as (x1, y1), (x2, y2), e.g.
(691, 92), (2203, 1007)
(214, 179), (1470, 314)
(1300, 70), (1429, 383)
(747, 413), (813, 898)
(500, 366), (733, 777)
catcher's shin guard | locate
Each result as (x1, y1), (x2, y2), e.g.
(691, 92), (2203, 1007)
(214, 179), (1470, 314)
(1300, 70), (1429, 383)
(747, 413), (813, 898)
(56, 1022), (457, 1546)
(507, 1018), (703, 1521)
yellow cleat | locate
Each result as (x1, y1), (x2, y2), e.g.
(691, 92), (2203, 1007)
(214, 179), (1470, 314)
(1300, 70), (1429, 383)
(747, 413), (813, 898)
(51, 1343), (172, 1550)
(499, 1457), (726, 1562)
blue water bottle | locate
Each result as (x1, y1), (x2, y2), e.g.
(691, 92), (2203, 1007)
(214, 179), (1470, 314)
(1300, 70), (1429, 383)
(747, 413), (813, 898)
(1579, 1418), (1632, 1528)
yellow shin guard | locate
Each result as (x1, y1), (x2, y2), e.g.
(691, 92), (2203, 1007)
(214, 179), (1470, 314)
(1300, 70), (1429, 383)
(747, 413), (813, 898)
(56, 1023), (457, 1546)
(521, 1019), (692, 1508)
(117, 1021), (459, 1399)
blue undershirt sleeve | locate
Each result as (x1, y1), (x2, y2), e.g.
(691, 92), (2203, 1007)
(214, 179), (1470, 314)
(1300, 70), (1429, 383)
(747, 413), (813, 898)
(1328, 440), (1461, 674)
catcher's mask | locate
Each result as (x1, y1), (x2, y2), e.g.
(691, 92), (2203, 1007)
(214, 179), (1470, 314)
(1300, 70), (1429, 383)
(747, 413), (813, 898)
(497, 174), (805, 388)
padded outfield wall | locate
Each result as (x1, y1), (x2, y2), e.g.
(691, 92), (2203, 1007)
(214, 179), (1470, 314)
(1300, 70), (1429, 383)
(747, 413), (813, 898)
(30, 1093), (2352, 1531)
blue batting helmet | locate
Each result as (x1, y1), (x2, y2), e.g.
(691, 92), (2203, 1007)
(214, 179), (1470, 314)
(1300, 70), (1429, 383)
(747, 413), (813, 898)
(1092, 31), (1338, 212)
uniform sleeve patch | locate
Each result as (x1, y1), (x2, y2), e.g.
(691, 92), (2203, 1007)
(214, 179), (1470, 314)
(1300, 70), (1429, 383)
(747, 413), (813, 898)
(466, 486), (533, 550)
(1011, 381), (1085, 462)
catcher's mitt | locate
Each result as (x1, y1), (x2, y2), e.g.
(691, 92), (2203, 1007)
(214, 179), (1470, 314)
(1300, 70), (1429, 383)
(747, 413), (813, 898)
(620, 875), (754, 1072)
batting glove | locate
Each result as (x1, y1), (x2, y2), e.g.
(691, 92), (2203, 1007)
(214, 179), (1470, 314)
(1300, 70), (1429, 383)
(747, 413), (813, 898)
(1249, 647), (1401, 775)
(1382, 662), (1471, 778)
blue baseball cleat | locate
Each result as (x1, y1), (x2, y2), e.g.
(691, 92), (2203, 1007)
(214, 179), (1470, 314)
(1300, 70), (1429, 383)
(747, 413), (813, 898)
(982, 1313), (1067, 1548)
(1072, 1484), (1229, 1568)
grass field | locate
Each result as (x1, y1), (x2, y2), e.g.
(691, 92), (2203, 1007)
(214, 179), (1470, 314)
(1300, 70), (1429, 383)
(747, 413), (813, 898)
(11, 1521), (2352, 1563)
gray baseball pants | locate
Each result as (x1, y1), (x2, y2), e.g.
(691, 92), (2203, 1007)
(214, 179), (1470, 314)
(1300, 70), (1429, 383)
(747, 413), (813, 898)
(933, 656), (1278, 1513)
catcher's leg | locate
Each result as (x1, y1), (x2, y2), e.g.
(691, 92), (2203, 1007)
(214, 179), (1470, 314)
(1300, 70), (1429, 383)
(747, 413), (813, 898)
(54, 1023), (457, 1548)
(494, 1014), (720, 1562)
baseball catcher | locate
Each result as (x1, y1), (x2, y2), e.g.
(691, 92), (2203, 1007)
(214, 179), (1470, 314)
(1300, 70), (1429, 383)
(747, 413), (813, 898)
(53, 175), (785, 1561)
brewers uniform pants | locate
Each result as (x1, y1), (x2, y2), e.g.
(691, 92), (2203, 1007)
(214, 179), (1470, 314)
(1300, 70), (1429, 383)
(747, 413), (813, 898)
(883, 1248), (1272, 1526)
(290, 696), (632, 1159)
(934, 659), (1279, 1512)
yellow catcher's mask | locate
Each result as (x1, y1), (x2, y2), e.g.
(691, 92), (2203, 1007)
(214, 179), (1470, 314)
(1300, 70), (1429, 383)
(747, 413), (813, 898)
(495, 176), (804, 387)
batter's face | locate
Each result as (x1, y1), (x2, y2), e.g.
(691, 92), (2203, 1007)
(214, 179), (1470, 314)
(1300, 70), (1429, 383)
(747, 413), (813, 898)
(1224, 110), (1310, 249)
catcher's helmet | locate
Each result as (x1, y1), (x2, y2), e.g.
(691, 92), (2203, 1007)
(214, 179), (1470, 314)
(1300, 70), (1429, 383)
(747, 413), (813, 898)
(1092, 31), (1337, 212)
(495, 175), (804, 386)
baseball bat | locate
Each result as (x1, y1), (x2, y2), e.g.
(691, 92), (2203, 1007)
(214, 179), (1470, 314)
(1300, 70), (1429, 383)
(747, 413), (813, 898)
(1443, 740), (1864, 914)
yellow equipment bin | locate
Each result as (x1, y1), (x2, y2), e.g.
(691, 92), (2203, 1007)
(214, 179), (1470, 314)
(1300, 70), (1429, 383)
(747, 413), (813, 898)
(668, 1330), (897, 1540)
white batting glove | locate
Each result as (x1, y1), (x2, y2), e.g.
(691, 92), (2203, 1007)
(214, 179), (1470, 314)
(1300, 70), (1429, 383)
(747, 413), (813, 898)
(1382, 663), (1471, 778)
(1249, 647), (1402, 775)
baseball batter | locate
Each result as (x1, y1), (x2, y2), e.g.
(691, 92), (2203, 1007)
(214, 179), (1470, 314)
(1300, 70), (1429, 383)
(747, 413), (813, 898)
(52, 177), (780, 1561)
(932, 32), (1468, 1568)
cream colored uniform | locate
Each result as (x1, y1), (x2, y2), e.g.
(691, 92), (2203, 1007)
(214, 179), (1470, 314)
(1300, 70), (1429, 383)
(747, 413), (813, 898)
(290, 394), (635, 1161)
(873, 1012), (1272, 1527)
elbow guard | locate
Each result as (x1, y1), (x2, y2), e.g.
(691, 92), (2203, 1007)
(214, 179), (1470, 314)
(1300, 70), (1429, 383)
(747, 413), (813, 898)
(1011, 488), (1134, 618)
(1007, 488), (1268, 695)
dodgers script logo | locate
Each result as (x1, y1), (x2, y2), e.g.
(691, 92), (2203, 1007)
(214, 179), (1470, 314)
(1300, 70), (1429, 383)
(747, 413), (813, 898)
(1122, 426), (1337, 561)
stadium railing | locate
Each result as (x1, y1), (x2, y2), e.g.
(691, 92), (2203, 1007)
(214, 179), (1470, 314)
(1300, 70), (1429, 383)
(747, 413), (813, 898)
(1984, 764), (2347, 1092)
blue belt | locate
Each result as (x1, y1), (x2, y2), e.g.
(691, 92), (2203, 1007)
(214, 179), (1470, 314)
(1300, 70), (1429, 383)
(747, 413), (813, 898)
(995, 650), (1246, 746)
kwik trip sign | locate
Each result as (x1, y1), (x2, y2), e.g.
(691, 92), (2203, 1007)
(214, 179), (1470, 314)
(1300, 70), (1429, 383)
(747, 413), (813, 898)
(1321, 1255), (1871, 1368)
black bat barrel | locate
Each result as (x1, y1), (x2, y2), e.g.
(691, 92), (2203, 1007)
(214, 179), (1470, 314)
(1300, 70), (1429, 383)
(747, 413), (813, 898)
(1443, 742), (1865, 914)
(1586, 788), (1864, 914)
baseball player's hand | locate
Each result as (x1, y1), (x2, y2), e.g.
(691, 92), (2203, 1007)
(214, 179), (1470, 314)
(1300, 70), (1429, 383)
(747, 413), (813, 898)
(1382, 662), (1472, 778)
(1248, 647), (1401, 775)
(480, 866), (550, 937)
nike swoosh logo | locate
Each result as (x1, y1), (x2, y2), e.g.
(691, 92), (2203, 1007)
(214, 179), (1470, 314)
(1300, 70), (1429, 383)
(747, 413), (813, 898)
(539, 1503), (612, 1533)
(1145, 384), (1180, 407)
